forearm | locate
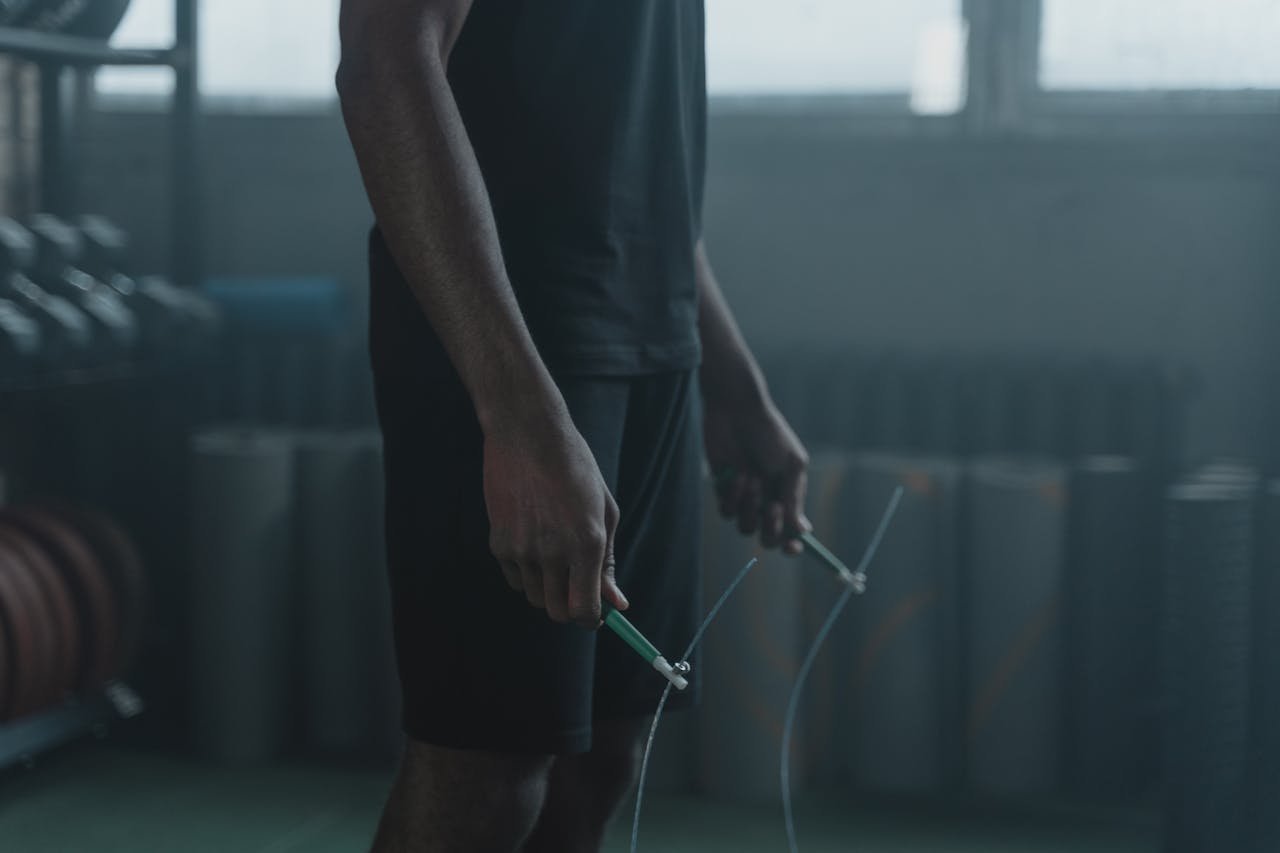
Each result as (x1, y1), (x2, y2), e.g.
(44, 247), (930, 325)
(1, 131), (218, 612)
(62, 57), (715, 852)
(338, 7), (562, 433)
(695, 240), (768, 406)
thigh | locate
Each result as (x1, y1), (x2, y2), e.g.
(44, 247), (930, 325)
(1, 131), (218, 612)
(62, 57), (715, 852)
(593, 370), (705, 720)
(373, 362), (633, 755)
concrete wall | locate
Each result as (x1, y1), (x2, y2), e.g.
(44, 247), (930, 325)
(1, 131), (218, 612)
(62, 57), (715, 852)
(75, 107), (1280, 464)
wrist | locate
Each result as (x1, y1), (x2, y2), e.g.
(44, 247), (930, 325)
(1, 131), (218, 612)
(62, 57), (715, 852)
(701, 350), (769, 410)
(471, 357), (568, 440)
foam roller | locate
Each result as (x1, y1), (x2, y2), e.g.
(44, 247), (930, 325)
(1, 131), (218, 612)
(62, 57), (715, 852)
(189, 429), (295, 765)
(1063, 456), (1158, 801)
(295, 431), (390, 756)
(1163, 482), (1253, 853)
(965, 456), (1067, 795)
(1253, 481), (1279, 852)
(846, 452), (962, 793)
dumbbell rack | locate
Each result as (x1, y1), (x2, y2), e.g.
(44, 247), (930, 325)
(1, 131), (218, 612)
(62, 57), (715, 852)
(0, 0), (201, 296)
(0, 2), (200, 766)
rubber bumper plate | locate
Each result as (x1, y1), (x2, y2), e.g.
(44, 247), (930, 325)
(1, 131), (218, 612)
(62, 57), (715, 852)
(1, 509), (119, 690)
(53, 507), (145, 676)
(0, 523), (81, 707)
(0, 542), (52, 721)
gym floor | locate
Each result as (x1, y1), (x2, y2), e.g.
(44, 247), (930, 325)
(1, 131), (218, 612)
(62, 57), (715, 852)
(0, 746), (1158, 852)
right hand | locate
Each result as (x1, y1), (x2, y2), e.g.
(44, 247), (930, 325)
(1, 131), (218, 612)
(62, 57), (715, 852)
(482, 408), (628, 629)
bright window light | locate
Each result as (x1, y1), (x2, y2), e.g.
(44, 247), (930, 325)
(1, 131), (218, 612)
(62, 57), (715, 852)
(97, 0), (340, 102)
(706, 0), (967, 112)
(1041, 0), (1280, 90)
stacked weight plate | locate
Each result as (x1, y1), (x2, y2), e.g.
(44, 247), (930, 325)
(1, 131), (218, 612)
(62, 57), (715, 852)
(0, 505), (147, 723)
(965, 456), (1068, 796)
(1063, 456), (1159, 802)
(1163, 482), (1253, 853)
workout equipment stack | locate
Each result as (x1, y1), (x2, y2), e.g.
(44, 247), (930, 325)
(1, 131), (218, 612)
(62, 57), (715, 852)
(0, 500), (147, 724)
(188, 427), (399, 766)
(693, 349), (1273, 852)
(0, 214), (217, 385)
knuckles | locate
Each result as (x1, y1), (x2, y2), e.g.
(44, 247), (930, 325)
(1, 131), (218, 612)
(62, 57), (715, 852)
(569, 601), (603, 628)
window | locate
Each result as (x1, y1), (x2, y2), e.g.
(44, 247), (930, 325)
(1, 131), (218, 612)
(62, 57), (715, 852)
(704, 0), (967, 114)
(1040, 0), (1280, 91)
(96, 0), (341, 104)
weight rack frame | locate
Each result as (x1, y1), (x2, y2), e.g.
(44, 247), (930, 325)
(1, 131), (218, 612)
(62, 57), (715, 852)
(0, 0), (201, 289)
(0, 0), (200, 761)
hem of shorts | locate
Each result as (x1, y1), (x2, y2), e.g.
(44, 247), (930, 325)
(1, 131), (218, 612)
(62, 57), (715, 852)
(539, 339), (702, 377)
(401, 718), (595, 756)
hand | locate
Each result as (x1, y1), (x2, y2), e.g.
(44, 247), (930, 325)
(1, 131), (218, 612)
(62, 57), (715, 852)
(482, 407), (628, 628)
(703, 386), (811, 555)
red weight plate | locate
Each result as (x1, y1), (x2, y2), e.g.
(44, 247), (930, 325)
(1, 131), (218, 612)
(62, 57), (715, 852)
(0, 605), (8, 721)
(0, 545), (45, 720)
(0, 524), (81, 706)
(0, 539), (61, 716)
(0, 509), (119, 690)
(51, 507), (146, 677)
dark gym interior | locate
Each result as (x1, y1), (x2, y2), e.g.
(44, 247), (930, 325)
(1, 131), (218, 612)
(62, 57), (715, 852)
(0, 1), (1276, 851)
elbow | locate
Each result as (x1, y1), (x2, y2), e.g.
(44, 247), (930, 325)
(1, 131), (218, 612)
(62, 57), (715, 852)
(336, 4), (456, 99)
(336, 31), (452, 107)
(335, 55), (372, 103)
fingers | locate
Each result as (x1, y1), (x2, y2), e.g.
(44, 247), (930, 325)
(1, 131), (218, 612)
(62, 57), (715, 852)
(520, 561), (545, 610)
(781, 462), (811, 555)
(491, 494), (622, 630)
(541, 556), (570, 624)
(601, 494), (629, 612)
(566, 493), (619, 629)
(737, 476), (763, 536)
(760, 500), (785, 549)
(567, 548), (603, 629)
(499, 559), (523, 593)
(717, 469), (747, 520)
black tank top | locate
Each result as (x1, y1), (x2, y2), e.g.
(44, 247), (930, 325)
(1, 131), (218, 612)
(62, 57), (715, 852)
(446, 0), (707, 375)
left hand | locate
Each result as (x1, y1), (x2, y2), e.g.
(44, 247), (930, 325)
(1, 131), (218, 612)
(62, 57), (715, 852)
(702, 387), (811, 555)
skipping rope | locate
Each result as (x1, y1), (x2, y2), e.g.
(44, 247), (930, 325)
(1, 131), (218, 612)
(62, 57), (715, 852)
(629, 486), (905, 853)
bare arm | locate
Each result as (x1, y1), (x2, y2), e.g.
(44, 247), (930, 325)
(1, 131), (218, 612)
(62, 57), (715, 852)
(337, 0), (626, 626)
(337, 0), (551, 429)
(696, 240), (811, 554)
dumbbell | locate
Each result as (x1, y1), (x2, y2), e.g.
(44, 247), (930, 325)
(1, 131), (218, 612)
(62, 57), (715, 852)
(77, 215), (220, 358)
(27, 214), (139, 359)
(0, 299), (41, 383)
(14, 0), (133, 39)
(0, 218), (94, 372)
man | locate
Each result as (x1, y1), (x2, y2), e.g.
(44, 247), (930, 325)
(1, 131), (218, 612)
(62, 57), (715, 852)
(338, 1), (810, 850)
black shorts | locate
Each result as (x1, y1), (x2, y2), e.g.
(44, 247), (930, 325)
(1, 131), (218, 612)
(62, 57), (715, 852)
(369, 240), (704, 755)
